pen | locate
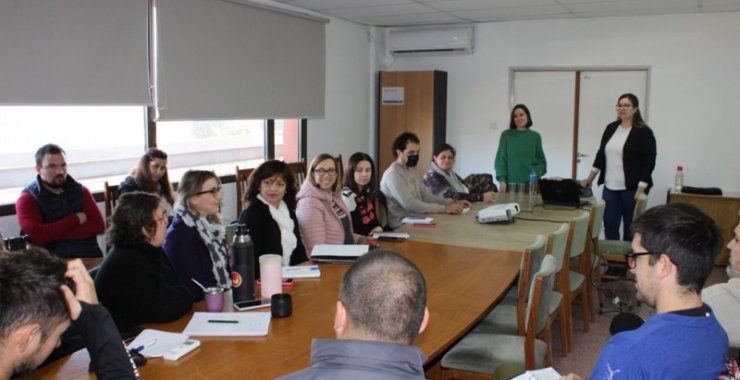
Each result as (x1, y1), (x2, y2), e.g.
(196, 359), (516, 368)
(133, 339), (157, 352)
(208, 320), (239, 323)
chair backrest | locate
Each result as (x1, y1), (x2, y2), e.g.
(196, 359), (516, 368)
(568, 211), (591, 259)
(103, 181), (120, 222)
(286, 160), (307, 187)
(235, 166), (254, 215)
(546, 223), (569, 272)
(589, 200), (606, 240)
(524, 254), (558, 369)
(634, 193), (649, 220)
(516, 235), (547, 335)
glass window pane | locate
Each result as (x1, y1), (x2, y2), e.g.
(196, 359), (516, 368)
(274, 119), (300, 163)
(0, 105), (146, 204)
(157, 119), (265, 181)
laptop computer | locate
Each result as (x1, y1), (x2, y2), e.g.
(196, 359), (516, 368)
(539, 178), (590, 207)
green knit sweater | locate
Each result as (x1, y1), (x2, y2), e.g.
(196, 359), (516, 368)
(494, 128), (547, 184)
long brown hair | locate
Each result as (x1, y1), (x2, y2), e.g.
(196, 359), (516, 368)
(615, 93), (647, 128)
(131, 148), (175, 205)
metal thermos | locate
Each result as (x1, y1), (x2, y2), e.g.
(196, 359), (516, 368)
(231, 224), (255, 303)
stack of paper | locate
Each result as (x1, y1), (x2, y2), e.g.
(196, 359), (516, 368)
(401, 216), (434, 224)
(282, 265), (321, 278)
(127, 329), (192, 358)
(310, 244), (369, 262)
(183, 312), (271, 336)
(371, 231), (410, 241)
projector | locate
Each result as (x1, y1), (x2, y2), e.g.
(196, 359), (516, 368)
(476, 203), (520, 224)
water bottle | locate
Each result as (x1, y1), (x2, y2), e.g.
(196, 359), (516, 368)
(231, 224), (255, 303)
(529, 169), (537, 195)
(674, 166), (684, 193)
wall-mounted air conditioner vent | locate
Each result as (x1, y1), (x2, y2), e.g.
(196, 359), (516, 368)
(386, 24), (475, 56)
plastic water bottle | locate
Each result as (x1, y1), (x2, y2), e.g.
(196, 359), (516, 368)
(674, 166), (684, 193)
(231, 224), (255, 303)
(529, 169), (537, 195)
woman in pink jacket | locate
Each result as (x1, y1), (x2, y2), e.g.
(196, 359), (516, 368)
(296, 153), (366, 256)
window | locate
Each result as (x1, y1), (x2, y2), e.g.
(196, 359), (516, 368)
(0, 105), (146, 204)
(274, 119), (301, 163)
(156, 119), (266, 181)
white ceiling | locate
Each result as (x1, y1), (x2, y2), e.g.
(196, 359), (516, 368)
(272, 0), (740, 26)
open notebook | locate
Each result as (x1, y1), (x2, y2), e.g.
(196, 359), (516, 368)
(183, 312), (271, 336)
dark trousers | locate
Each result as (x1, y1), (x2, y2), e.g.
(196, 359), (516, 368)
(602, 187), (636, 241)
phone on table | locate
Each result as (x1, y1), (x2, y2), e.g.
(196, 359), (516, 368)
(233, 298), (271, 311)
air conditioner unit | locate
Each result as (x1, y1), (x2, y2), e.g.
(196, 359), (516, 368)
(386, 24), (475, 56)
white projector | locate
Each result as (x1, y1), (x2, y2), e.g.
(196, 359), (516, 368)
(476, 203), (520, 224)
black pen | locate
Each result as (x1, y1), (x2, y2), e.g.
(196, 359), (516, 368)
(208, 320), (238, 323)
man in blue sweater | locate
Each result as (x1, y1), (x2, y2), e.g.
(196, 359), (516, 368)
(563, 203), (728, 380)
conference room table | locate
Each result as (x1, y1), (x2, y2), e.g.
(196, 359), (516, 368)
(26, 240), (521, 380)
(397, 192), (590, 251)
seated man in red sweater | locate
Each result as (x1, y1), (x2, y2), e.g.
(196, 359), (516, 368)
(16, 144), (104, 258)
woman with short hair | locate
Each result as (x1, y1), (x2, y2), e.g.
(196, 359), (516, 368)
(424, 144), (496, 203)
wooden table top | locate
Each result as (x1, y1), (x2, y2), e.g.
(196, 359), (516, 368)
(26, 240), (521, 380)
(397, 192), (588, 251)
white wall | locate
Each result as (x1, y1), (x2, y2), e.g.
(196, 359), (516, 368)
(376, 12), (740, 206)
(307, 17), (372, 162)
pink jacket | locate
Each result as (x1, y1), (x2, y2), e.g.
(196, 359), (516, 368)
(296, 181), (361, 256)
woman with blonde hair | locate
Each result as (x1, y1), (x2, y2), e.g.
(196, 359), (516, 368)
(164, 170), (229, 301)
(296, 154), (366, 255)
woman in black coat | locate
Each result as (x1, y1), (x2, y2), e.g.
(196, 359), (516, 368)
(238, 160), (308, 277)
(581, 93), (656, 241)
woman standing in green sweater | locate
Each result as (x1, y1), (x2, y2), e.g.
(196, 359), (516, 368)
(494, 104), (547, 192)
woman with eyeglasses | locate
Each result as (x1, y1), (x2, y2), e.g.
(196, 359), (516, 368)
(95, 192), (192, 333)
(164, 170), (230, 301)
(296, 153), (366, 256)
(118, 148), (175, 216)
(424, 143), (496, 203)
(341, 152), (385, 236)
(580, 93), (657, 241)
(494, 104), (547, 193)
(238, 160), (308, 276)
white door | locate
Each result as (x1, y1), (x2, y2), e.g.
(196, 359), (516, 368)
(576, 71), (648, 201)
(513, 71), (576, 179)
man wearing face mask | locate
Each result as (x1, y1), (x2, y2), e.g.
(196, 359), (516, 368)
(381, 132), (470, 229)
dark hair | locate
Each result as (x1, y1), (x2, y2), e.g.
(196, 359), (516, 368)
(107, 192), (160, 247)
(432, 143), (456, 159)
(343, 152), (377, 196)
(509, 104), (533, 129)
(177, 170), (222, 224)
(307, 153), (342, 193)
(0, 247), (69, 343)
(631, 203), (723, 293)
(391, 132), (420, 158)
(616, 93), (647, 128)
(339, 249), (426, 344)
(245, 160), (297, 211)
(34, 143), (65, 166)
(131, 148), (175, 205)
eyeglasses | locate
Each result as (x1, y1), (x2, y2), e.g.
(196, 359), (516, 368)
(625, 251), (655, 269)
(616, 104), (634, 109)
(314, 168), (337, 176)
(195, 186), (222, 196)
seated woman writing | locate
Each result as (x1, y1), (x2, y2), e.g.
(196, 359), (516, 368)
(423, 143), (496, 203)
(296, 153), (369, 256)
(164, 170), (230, 301)
(238, 160), (308, 276)
(95, 192), (193, 333)
(118, 148), (175, 216)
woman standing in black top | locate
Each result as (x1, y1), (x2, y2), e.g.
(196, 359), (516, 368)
(581, 93), (657, 241)
(238, 160), (308, 277)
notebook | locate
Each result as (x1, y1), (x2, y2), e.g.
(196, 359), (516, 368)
(310, 244), (369, 263)
(183, 312), (271, 336)
(539, 178), (590, 207)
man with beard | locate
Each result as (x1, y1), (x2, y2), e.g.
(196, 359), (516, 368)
(561, 203), (728, 380)
(0, 247), (138, 380)
(16, 144), (104, 258)
(380, 132), (469, 229)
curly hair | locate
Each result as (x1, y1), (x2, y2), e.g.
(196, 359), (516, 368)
(245, 160), (297, 211)
(107, 192), (160, 247)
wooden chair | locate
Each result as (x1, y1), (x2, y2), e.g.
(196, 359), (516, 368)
(599, 194), (649, 282)
(585, 200), (606, 320)
(564, 212), (591, 351)
(440, 255), (558, 379)
(235, 166), (254, 215)
(103, 181), (120, 224)
(543, 223), (570, 356)
(286, 160), (307, 187)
